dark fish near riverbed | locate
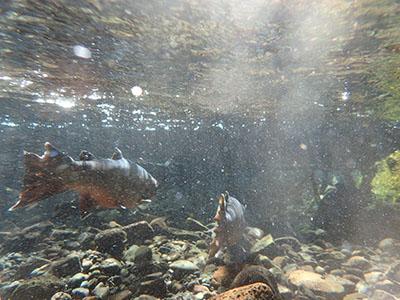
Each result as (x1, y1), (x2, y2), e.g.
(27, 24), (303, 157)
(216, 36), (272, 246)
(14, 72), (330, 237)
(9, 142), (158, 216)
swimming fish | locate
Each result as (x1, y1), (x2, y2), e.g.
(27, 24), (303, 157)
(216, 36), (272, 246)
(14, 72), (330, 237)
(9, 142), (158, 216)
(209, 191), (247, 259)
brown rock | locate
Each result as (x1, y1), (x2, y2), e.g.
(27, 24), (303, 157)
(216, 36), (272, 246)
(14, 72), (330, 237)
(109, 290), (132, 300)
(123, 221), (154, 245)
(193, 285), (210, 293)
(342, 274), (362, 283)
(370, 289), (399, 300)
(272, 256), (289, 268)
(212, 265), (238, 287)
(343, 292), (368, 300)
(288, 270), (345, 298)
(378, 238), (397, 253)
(364, 271), (384, 284)
(345, 256), (371, 270)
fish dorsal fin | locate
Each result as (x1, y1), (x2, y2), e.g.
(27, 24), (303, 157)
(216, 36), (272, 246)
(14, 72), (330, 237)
(44, 142), (63, 159)
(111, 148), (123, 160)
(79, 150), (96, 161)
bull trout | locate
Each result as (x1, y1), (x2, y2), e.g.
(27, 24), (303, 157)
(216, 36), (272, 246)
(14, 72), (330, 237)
(209, 191), (247, 259)
(9, 142), (158, 216)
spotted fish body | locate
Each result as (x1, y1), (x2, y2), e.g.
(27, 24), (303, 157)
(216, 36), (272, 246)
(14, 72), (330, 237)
(9, 142), (158, 215)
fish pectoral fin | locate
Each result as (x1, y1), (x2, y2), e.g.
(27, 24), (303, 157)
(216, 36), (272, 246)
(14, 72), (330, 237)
(79, 194), (97, 218)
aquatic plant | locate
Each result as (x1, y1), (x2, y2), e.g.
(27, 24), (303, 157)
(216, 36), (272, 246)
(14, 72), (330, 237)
(368, 56), (400, 122)
(371, 150), (400, 203)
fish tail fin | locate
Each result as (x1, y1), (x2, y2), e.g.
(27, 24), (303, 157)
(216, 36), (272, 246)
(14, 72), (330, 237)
(9, 143), (68, 211)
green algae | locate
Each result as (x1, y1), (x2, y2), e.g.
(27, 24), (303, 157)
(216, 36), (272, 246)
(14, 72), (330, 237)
(371, 151), (400, 203)
(368, 56), (400, 122)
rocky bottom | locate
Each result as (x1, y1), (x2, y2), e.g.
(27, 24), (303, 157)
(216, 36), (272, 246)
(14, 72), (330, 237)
(1, 215), (400, 300)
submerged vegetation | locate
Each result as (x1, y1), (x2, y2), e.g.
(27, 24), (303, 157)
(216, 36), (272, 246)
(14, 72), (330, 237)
(371, 150), (400, 203)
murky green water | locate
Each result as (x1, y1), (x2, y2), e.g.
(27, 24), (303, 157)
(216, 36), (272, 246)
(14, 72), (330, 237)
(0, 1), (399, 299)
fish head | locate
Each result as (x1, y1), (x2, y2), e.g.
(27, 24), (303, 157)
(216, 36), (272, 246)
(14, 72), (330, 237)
(214, 191), (245, 226)
(214, 192), (227, 223)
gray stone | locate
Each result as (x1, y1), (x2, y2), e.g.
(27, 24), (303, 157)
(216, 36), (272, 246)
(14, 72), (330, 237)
(250, 234), (280, 257)
(364, 271), (384, 284)
(343, 292), (368, 300)
(110, 290), (132, 300)
(100, 258), (122, 276)
(170, 260), (199, 279)
(50, 229), (76, 240)
(50, 255), (81, 277)
(95, 228), (127, 257)
(345, 256), (371, 270)
(375, 279), (400, 295)
(387, 262), (400, 282)
(71, 287), (90, 298)
(124, 245), (139, 262)
(370, 289), (398, 300)
(68, 272), (90, 288)
(134, 246), (153, 265)
(288, 270), (345, 298)
(378, 238), (397, 253)
(10, 276), (63, 300)
(93, 282), (110, 299)
(170, 260), (199, 272)
(275, 236), (302, 252)
(78, 232), (95, 249)
(123, 221), (154, 245)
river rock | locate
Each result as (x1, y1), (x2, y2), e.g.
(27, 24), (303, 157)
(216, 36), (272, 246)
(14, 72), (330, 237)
(343, 292), (368, 300)
(110, 290), (132, 300)
(133, 246), (153, 264)
(378, 238), (397, 253)
(364, 271), (384, 284)
(170, 260), (199, 279)
(345, 256), (371, 270)
(50, 254), (81, 277)
(275, 236), (302, 251)
(123, 221), (154, 245)
(139, 278), (167, 298)
(68, 272), (90, 288)
(370, 289), (398, 300)
(77, 232), (95, 249)
(71, 287), (90, 298)
(50, 229), (76, 240)
(288, 270), (345, 298)
(99, 258), (122, 276)
(10, 276), (62, 300)
(93, 282), (110, 299)
(375, 279), (400, 294)
(250, 234), (280, 257)
(123, 245), (139, 262)
(95, 228), (126, 257)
